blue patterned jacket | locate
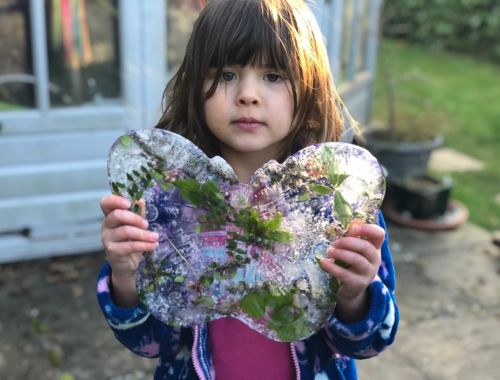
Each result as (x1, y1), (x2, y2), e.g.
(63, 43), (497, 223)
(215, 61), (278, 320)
(97, 214), (398, 379)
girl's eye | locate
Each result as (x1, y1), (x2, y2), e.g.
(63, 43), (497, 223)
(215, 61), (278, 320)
(264, 73), (284, 83)
(221, 72), (236, 81)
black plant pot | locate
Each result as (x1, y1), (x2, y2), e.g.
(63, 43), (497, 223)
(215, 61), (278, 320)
(386, 175), (453, 219)
(361, 128), (443, 179)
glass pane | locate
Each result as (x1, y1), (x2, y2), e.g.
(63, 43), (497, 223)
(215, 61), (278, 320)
(166, 0), (202, 72)
(341, 0), (354, 81)
(357, 0), (369, 73)
(45, 0), (120, 107)
(0, 0), (35, 111)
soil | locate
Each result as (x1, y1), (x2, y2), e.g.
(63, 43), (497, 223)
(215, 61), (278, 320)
(0, 252), (155, 380)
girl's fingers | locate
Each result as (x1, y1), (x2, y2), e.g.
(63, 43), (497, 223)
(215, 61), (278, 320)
(320, 257), (361, 283)
(332, 237), (380, 265)
(105, 240), (159, 256)
(111, 225), (159, 243)
(104, 208), (149, 230)
(327, 248), (371, 274)
(100, 194), (132, 216)
(346, 223), (385, 249)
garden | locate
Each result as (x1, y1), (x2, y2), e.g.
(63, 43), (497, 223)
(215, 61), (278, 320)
(370, 0), (500, 231)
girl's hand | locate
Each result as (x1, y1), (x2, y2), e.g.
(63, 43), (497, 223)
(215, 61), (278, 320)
(320, 222), (385, 322)
(100, 194), (159, 307)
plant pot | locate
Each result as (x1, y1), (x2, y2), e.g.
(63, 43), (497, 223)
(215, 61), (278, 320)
(386, 175), (453, 219)
(361, 127), (443, 179)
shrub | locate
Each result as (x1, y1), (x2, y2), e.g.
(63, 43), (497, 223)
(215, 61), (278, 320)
(382, 0), (500, 63)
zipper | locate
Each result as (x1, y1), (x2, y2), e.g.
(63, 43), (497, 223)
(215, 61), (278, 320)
(290, 342), (301, 380)
(192, 325), (208, 380)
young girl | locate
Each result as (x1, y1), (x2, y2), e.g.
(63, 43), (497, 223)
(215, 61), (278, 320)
(98, 0), (399, 379)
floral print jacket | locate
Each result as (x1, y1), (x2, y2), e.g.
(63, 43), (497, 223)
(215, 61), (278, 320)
(97, 214), (398, 380)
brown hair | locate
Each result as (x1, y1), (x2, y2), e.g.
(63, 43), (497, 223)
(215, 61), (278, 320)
(156, 0), (354, 161)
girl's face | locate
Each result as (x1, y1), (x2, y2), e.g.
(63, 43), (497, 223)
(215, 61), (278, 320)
(203, 64), (294, 163)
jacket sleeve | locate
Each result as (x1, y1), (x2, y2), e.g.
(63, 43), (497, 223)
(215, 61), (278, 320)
(97, 261), (183, 358)
(320, 212), (399, 359)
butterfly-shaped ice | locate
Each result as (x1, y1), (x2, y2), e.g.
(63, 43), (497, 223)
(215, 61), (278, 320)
(107, 129), (385, 341)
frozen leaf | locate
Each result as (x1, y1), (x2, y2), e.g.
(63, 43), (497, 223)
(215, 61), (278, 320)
(334, 191), (353, 228)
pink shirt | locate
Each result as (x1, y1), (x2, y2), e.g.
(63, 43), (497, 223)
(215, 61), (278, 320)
(208, 317), (296, 380)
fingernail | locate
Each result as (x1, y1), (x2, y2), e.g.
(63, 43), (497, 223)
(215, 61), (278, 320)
(351, 226), (360, 235)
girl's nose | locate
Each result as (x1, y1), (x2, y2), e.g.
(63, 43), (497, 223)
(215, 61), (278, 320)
(237, 80), (260, 105)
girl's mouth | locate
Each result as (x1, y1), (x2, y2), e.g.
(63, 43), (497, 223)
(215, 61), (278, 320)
(232, 117), (265, 131)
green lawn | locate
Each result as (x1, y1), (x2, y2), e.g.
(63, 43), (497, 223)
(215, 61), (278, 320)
(371, 39), (500, 230)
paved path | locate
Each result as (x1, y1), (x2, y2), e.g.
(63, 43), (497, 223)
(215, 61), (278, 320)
(358, 223), (500, 380)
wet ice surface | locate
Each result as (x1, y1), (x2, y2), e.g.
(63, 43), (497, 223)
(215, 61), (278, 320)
(107, 129), (385, 341)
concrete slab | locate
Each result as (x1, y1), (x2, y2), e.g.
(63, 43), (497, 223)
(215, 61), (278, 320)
(429, 148), (484, 172)
(494, 193), (500, 205)
(358, 223), (500, 380)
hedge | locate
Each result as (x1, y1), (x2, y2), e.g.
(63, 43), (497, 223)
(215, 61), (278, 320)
(382, 0), (500, 63)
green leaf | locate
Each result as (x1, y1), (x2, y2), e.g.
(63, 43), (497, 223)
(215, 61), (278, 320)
(111, 182), (120, 195)
(266, 212), (283, 231)
(299, 193), (311, 201)
(268, 230), (294, 244)
(267, 301), (306, 341)
(120, 135), (133, 147)
(334, 259), (351, 269)
(268, 304), (303, 327)
(241, 291), (267, 318)
(160, 183), (174, 192)
(195, 296), (215, 307)
(310, 183), (332, 195)
(328, 173), (349, 188)
(199, 275), (214, 287)
(173, 275), (185, 283)
(334, 191), (353, 228)
(315, 253), (323, 266)
(329, 278), (340, 299)
(226, 239), (237, 250)
(174, 179), (204, 206)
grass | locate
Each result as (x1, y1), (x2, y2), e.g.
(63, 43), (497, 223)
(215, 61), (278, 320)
(0, 101), (24, 111)
(371, 39), (500, 230)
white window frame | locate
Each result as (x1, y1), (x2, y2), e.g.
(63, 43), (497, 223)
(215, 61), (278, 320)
(0, 0), (169, 135)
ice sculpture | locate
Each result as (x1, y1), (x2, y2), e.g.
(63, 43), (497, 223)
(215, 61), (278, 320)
(107, 129), (385, 341)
